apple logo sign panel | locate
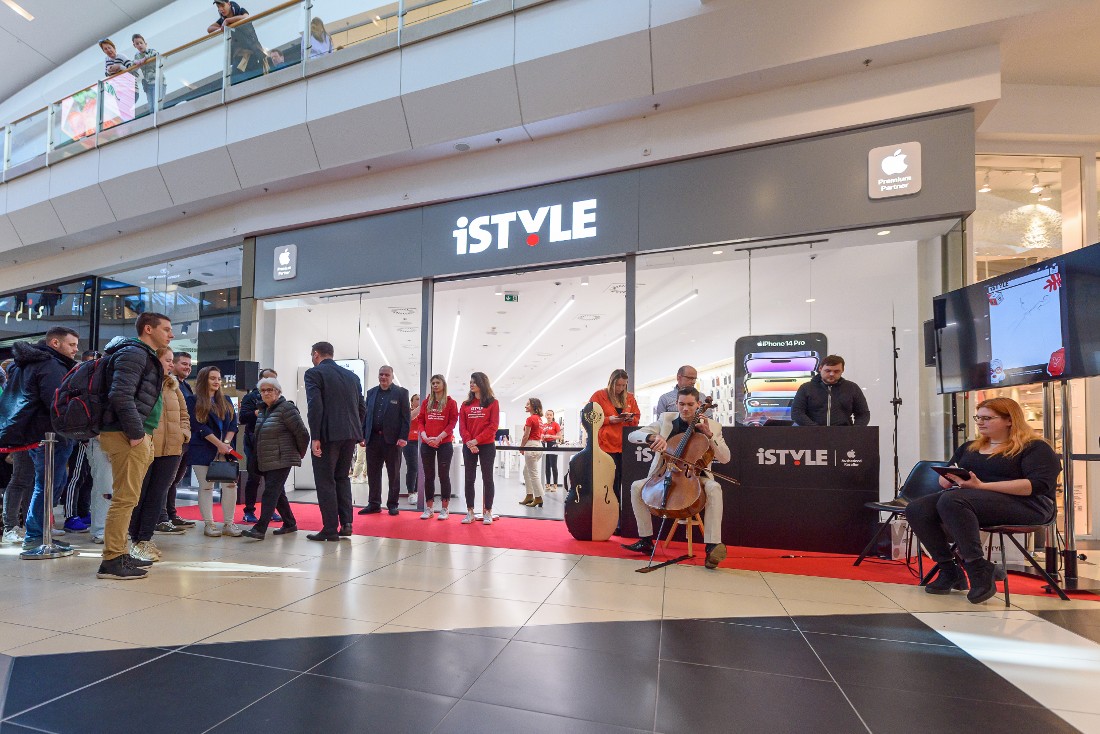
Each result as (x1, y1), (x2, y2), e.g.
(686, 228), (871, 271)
(274, 244), (297, 280)
(868, 142), (922, 199)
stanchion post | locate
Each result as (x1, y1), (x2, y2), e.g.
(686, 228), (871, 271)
(20, 432), (75, 560)
(1059, 380), (1078, 583)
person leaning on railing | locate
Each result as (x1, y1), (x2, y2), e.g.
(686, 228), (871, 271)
(209, 0), (267, 80)
(98, 38), (132, 77)
(130, 34), (159, 105)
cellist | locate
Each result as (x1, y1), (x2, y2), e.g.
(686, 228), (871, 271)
(621, 387), (731, 569)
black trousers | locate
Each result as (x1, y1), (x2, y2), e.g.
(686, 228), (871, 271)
(403, 440), (419, 495)
(3, 451), (34, 531)
(905, 489), (1053, 563)
(421, 442), (453, 503)
(610, 452), (623, 504)
(462, 444), (495, 511)
(130, 455), (182, 542)
(366, 435), (402, 510)
(254, 466), (297, 533)
(160, 445), (190, 522)
(242, 432), (263, 514)
(543, 442), (558, 484)
(64, 442), (92, 519)
(312, 439), (356, 533)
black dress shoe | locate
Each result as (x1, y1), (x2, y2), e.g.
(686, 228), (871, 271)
(241, 528), (265, 540)
(621, 537), (655, 555)
(358, 505), (382, 515)
(388, 508), (400, 516)
(272, 525), (297, 535)
(339, 525), (353, 537)
(306, 531), (341, 542)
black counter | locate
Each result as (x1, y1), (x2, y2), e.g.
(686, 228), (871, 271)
(620, 426), (880, 554)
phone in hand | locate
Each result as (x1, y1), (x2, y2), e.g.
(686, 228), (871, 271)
(931, 465), (972, 485)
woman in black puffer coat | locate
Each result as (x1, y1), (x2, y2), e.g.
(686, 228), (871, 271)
(242, 377), (309, 540)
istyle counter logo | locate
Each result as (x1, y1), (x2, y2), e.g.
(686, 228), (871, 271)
(756, 448), (829, 466)
(868, 142), (922, 199)
(453, 199), (597, 255)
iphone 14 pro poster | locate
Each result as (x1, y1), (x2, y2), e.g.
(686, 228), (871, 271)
(733, 333), (827, 425)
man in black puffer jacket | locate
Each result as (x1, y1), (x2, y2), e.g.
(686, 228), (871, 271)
(96, 312), (172, 581)
(791, 355), (871, 427)
(0, 327), (80, 551)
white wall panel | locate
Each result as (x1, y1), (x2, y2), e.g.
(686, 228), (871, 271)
(403, 69), (522, 148)
(156, 107), (229, 166)
(308, 99), (413, 170)
(227, 83), (308, 143)
(515, 32), (651, 124)
(98, 132), (174, 221)
(51, 186), (117, 234)
(513, 0), (648, 62)
(7, 201), (66, 245)
(47, 148), (101, 199)
(0, 185), (23, 255)
(158, 148), (241, 204)
(4, 168), (50, 214)
(227, 126), (321, 189)
(306, 53), (402, 120)
(400, 17), (515, 94)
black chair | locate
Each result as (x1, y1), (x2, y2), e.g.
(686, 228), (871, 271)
(981, 521), (1070, 606)
(854, 460), (948, 569)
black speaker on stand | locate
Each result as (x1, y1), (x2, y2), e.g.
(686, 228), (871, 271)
(235, 361), (259, 392)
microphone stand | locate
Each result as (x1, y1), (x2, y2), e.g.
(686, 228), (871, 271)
(890, 325), (902, 498)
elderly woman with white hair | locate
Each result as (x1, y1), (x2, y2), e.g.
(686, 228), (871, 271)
(242, 377), (309, 540)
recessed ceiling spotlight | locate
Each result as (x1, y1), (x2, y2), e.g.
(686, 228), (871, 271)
(877, 230), (891, 236)
(805, 298), (816, 303)
(454, 143), (470, 152)
(712, 250), (723, 255)
(581, 276), (589, 286)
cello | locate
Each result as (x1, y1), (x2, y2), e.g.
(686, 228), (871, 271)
(564, 401), (619, 541)
(640, 396), (736, 520)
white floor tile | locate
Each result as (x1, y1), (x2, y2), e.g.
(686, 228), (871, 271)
(544, 578), (664, 616)
(74, 597), (269, 647)
(763, 573), (898, 608)
(665, 565), (776, 598)
(442, 571), (564, 604)
(201, 610), (380, 643)
(351, 563), (472, 592)
(187, 575), (341, 609)
(388, 593), (538, 632)
(281, 583), (432, 624)
(664, 588), (790, 620)
(0, 585), (172, 633)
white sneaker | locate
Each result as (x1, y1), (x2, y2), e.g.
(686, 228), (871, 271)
(222, 522), (243, 537)
(131, 540), (160, 563)
(461, 511), (475, 525)
(483, 513), (493, 526)
(14, 527), (25, 540)
(146, 540), (163, 560)
(92, 535), (104, 544)
(2, 529), (18, 544)
(438, 507), (449, 521)
(51, 525), (65, 536)
(419, 508), (434, 520)
(204, 522), (222, 537)
(407, 494), (418, 505)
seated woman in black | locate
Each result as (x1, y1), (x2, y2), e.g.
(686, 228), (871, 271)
(905, 397), (1061, 604)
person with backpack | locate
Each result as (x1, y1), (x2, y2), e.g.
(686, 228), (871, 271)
(0, 327), (80, 553)
(127, 347), (190, 562)
(96, 313), (172, 580)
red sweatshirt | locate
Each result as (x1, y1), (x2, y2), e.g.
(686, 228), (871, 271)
(459, 399), (499, 445)
(524, 414), (542, 442)
(541, 421), (561, 443)
(418, 397), (458, 442)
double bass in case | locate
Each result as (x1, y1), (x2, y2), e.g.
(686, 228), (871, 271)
(564, 401), (619, 541)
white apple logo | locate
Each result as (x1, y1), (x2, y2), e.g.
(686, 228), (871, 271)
(278, 249), (291, 266)
(881, 149), (908, 175)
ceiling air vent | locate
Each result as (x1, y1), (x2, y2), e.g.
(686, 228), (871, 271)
(175, 279), (207, 289)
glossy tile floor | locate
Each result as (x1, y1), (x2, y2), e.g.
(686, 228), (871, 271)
(1, 527), (1099, 733)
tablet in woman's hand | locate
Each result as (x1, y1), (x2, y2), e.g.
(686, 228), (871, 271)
(931, 465), (972, 482)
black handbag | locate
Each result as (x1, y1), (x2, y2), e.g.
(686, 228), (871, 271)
(205, 457), (238, 483)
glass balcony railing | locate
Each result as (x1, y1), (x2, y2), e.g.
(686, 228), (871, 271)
(0, 0), (534, 177)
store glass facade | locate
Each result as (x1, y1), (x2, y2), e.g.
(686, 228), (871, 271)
(0, 279), (95, 361)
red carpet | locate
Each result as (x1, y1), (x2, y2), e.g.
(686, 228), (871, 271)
(177, 502), (1097, 599)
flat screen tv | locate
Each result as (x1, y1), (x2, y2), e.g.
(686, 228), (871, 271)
(934, 241), (1100, 393)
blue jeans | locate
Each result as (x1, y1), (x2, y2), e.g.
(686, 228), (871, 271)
(25, 438), (74, 542)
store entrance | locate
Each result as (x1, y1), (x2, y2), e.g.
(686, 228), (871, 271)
(431, 261), (627, 519)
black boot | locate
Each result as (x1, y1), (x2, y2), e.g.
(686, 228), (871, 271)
(963, 557), (1006, 604)
(621, 537), (655, 555)
(924, 561), (968, 595)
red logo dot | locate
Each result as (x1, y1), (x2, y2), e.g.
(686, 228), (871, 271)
(526, 234), (539, 246)
(794, 460), (801, 466)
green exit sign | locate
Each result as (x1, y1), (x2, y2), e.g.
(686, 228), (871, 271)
(504, 292), (519, 302)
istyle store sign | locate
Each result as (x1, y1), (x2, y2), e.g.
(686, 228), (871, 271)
(868, 142), (922, 199)
(422, 172), (639, 276)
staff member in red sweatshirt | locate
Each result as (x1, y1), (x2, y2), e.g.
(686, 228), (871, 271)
(418, 375), (458, 521)
(458, 372), (499, 526)
(589, 368), (640, 504)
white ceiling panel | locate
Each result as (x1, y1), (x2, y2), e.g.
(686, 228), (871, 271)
(7, 200), (64, 244)
(402, 69), (522, 148)
(51, 185), (116, 234)
(99, 167), (173, 222)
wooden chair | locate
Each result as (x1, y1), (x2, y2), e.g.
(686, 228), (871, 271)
(663, 514), (704, 557)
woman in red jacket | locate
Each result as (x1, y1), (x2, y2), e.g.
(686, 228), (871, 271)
(589, 368), (640, 503)
(459, 372), (499, 526)
(418, 375), (458, 521)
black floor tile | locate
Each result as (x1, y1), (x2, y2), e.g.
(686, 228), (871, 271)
(180, 634), (364, 673)
(1, 647), (168, 718)
(514, 620), (661, 661)
(660, 619), (828, 679)
(806, 633), (1039, 706)
(209, 674), (457, 734)
(11, 651), (297, 734)
(309, 629), (507, 698)
(1033, 609), (1100, 645)
(0, 722), (56, 734)
(844, 683), (1080, 734)
(434, 700), (650, 734)
(794, 613), (955, 646)
(464, 640), (658, 731)
(655, 660), (864, 734)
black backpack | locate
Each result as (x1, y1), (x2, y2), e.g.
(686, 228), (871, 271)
(51, 356), (113, 440)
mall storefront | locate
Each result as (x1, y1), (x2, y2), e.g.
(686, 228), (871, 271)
(248, 110), (976, 524)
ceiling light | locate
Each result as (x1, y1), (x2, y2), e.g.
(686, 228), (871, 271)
(1038, 186), (1053, 202)
(978, 171), (991, 193)
(494, 285), (502, 296)
(1, 0), (33, 21)
(712, 250), (723, 255)
(366, 326), (400, 386)
(805, 298), (816, 303)
(1029, 174), (1042, 195)
(496, 296), (575, 382)
(445, 312), (460, 383)
(636, 290), (698, 332)
(876, 230), (891, 236)
(580, 276), (589, 286)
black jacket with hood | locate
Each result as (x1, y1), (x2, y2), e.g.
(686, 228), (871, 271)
(0, 340), (77, 448)
(790, 374), (871, 427)
(101, 336), (164, 441)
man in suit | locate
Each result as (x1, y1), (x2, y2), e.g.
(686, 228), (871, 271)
(359, 365), (411, 516)
(304, 341), (366, 541)
(620, 386), (731, 569)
